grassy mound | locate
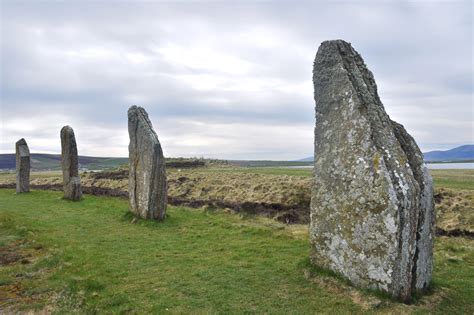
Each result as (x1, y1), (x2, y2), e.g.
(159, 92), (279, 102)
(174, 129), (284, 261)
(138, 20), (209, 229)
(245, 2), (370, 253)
(1, 189), (473, 313)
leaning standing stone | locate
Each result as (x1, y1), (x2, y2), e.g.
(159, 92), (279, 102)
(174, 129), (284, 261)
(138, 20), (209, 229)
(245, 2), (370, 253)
(61, 126), (82, 201)
(15, 138), (30, 193)
(310, 40), (435, 302)
(128, 106), (167, 220)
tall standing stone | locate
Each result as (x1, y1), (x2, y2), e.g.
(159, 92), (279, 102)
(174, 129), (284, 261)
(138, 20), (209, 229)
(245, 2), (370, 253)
(61, 126), (82, 201)
(310, 40), (435, 302)
(128, 105), (167, 220)
(15, 138), (30, 193)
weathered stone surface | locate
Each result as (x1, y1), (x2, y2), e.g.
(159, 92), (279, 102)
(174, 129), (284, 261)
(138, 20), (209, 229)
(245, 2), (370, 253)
(128, 105), (167, 220)
(310, 40), (435, 301)
(61, 126), (82, 201)
(15, 138), (30, 193)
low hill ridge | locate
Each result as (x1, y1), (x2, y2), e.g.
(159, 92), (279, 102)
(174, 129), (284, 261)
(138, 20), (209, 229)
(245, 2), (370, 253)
(298, 144), (474, 162)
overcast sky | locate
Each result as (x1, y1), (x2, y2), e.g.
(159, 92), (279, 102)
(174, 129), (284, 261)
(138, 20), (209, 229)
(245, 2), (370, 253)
(1, 0), (472, 160)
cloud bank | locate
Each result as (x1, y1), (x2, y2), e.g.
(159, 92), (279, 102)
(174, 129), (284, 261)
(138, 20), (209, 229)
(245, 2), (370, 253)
(1, 1), (472, 159)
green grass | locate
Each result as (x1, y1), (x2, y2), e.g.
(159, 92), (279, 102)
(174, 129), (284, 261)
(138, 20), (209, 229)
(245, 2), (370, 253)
(431, 237), (474, 313)
(0, 170), (62, 182)
(0, 190), (356, 313)
(1, 189), (473, 313)
(82, 158), (128, 171)
(430, 169), (474, 190)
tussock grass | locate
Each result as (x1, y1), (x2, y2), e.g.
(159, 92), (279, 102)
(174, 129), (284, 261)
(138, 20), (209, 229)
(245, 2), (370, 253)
(435, 188), (474, 233)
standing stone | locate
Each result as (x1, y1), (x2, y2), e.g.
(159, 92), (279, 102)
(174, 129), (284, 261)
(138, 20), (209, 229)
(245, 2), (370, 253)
(128, 106), (167, 220)
(310, 40), (435, 302)
(61, 126), (82, 201)
(15, 138), (30, 193)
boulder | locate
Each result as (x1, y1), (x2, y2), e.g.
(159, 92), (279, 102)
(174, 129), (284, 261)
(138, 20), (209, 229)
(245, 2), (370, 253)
(61, 126), (82, 201)
(310, 40), (435, 301)
(128, 105), (167, 220)
(15, 138), (30, 193)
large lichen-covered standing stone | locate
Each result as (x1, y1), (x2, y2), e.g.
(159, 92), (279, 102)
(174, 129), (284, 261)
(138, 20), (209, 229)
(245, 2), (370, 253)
(128, 105), (167, 220)
(61, 126), (82, 201)
(15, 138), (30, 193)
(310, 40), (435, 302)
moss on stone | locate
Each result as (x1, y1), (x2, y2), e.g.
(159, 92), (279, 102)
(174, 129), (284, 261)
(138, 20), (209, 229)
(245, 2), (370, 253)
(373, 152), (380, 171)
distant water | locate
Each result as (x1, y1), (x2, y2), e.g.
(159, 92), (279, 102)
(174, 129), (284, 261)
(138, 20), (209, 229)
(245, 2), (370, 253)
(284, 163), (474, 170)
(426, 162), (474, 169)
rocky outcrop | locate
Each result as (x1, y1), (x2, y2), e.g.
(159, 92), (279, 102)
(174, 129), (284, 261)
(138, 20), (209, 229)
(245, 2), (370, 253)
(61, 126), (82, 201)
(310, 40), (435, 302)
(15, 138), (30, 193)
(128, 106), (167, 220)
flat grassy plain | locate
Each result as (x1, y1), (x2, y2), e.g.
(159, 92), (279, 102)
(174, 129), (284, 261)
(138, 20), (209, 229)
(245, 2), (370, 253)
(201, 167), (474, 190)
(1, 189), (473, 313)
(429, 169), (474, 190)
(1, 167), (472, 190)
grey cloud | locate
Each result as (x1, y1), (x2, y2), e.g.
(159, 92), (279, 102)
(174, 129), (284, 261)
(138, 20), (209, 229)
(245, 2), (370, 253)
(1, 0), (472, 158)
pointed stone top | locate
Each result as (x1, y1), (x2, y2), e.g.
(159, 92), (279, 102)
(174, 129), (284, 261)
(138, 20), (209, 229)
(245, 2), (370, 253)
(128, 105), (159, 144)
(128, 105), (146, 119)
(61, 125), (74, 133)
(316, 40), (355, 56)
(314, 39), (380, 112)
(16, 138), (29, 157)
(16, 138), (27, 146)
(320, 39), (351, 46)
(128, 105), (147, 118)
(315, 40), (365, 65)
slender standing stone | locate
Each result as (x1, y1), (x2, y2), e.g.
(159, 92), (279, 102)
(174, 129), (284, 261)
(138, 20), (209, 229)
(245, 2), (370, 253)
(128, 105), (167, 220)
(15, 138), (30, 193)
(310, 40), (435, 302)
(61, 126), (82, 201)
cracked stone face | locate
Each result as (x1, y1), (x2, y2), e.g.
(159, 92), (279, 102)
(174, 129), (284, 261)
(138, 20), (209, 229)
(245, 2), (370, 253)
(310, 40), (435, 302)
(15, 138), (30, 193)
(128, 105), (167, 220)
(61, 125), (82, 201)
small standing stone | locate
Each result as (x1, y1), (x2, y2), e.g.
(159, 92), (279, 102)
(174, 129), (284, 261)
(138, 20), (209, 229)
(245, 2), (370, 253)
(128, 105), (167, 220)
(61, 126), (82, 201)
(15, 138), (30, 193)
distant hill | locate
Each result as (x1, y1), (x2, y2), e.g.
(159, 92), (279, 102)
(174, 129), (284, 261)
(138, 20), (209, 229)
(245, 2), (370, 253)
(1, 145), (472, 171)
(297, 156), (314, 162)
(228, 160), (312, 167)
(299, 144), (474, 163)
(423, 145), (474, 162)
(0, 153), (128, 171)
(0, 154), (227, 171)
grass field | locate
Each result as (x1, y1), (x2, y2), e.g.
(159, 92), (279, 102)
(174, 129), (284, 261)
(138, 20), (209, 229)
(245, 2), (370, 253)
(197, 167), (314, 177)
(1, 167), (472, 190)
(198, 167), (474, 190)
(1, 189), (473, 313)
(429, 169), (474, 190)
(0, 171), (62, 182)
(0, 168), (471, 230)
